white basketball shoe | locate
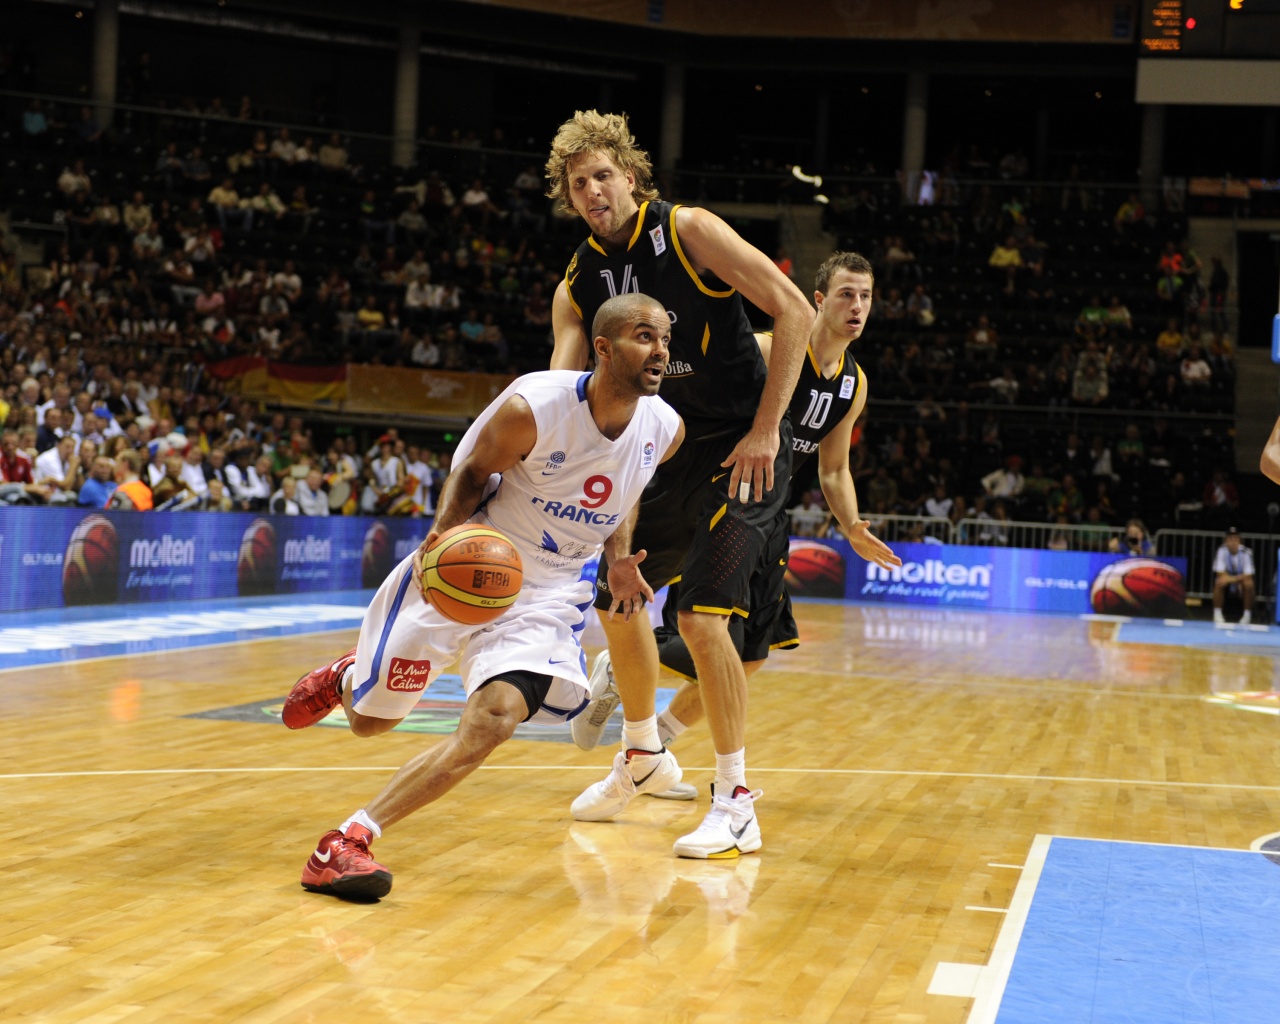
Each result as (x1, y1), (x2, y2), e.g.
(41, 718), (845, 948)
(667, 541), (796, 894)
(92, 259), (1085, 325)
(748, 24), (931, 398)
(672, 785), (763, 859)
(570, 747), (683, 821)
(571, 651), (622, 751)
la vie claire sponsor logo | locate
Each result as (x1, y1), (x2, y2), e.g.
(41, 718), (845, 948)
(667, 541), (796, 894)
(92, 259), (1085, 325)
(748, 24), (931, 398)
(387, 657), (432, 692)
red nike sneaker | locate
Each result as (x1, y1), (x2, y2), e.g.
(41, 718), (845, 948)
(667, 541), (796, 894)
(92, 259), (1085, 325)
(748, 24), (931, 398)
(282, 647), (356, 729)
(301, 824), (392, 900)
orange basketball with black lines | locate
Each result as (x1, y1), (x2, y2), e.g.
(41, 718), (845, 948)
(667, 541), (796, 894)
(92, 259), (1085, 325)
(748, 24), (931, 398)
(1090, 558), (1185, 618)
(62, 513), (119, 606)
(421, 525), (523, 625)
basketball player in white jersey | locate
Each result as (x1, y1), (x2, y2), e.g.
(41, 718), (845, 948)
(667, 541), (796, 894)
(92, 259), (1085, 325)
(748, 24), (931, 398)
(282, 293), (685, 900)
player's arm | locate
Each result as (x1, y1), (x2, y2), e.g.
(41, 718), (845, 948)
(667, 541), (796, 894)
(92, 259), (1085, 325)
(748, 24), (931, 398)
(815, 382), (900, 571)
(675, 206), (814, 502)
(1261, 413), (1280, 484)
(412, 396), (536, 585)
(601, 497), (652, 622)
(550, 280), (590, 370)
(660, 417), (686, 464)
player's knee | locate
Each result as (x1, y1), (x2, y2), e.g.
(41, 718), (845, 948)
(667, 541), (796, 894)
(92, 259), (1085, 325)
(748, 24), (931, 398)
(348, 712), (399, 738)
(676, 609), (729, 645)
(460, 703), (520, 755)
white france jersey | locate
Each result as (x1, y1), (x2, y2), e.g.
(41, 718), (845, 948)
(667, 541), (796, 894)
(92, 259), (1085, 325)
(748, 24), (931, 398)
(454, 370), (680, 588)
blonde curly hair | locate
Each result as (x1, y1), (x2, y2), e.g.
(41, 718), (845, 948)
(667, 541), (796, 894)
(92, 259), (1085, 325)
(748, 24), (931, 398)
(545, 110), (660, 216)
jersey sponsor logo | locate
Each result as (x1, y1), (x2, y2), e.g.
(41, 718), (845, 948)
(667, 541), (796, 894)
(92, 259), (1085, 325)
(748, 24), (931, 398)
(840, 375), (856, 399)
(599, 265), (640, 297)
(642, 440), (656, 468)
(650, 225), (666, 255)
(530, 496), (621, 526)
(387, 657), (432, 692)
(666, 359), (693, 376)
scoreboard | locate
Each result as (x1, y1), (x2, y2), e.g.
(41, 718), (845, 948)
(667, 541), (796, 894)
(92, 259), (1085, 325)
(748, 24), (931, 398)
(1141, 0), (1280, 55)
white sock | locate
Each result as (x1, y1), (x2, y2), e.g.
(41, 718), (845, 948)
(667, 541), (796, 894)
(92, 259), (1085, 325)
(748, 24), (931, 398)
(1213, 608), (1224, 623)
(657, 708), (688, 748)
(714, 749), (747, 793)
(1241, 610), (1252, 624)
(338, 663), (355, 695)
(622, 716), (662, 754)
(340, 808), (382, 840)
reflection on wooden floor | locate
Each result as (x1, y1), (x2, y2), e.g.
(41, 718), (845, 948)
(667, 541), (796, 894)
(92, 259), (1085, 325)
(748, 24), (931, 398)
(4, 603), (1280, 1023)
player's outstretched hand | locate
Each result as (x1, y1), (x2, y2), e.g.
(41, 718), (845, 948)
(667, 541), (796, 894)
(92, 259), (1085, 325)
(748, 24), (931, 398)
(846, 521), (901, 571)
(411, 530), (441, 595)
(606, 549), (654, 622)
(722, 424), (780, 504)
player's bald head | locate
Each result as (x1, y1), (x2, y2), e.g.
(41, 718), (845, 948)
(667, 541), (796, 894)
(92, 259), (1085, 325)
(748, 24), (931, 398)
(591, 293), (669, 344)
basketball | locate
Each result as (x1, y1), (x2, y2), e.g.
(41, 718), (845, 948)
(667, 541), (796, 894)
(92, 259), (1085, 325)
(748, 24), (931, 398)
(237, 518), (278, 596)
(420, 525), (523, 625)
(1090, 558), (1186, 618)
(361, 521), (392, 588)
(62, 514), (120, 606)
(784, 539), (846, 598)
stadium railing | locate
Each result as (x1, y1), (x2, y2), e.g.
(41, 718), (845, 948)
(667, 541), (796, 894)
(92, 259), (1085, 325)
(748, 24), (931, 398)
(950, 518), (1126, 551)
(860, 513), (953, 543)
(1154, 529), (1276, 616)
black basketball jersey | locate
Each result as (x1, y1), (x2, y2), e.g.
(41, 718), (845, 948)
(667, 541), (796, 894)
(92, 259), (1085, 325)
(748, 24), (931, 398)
(563, 200), (766, 439)
(788, 345), (863, 478)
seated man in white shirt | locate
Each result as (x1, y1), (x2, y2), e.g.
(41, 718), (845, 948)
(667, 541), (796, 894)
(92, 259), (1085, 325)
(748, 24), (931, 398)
(34, 434), (81, 504)
(179, 445), (210, 500)
(296, 467), (330, 516)
(1212, 527), (1255, 624)
(270, 475), (302, 515)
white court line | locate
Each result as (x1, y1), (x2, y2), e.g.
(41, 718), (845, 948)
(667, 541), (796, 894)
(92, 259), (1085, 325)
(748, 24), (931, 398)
(6, 765), (1280, 793)
(965, 834), (1053, 1024)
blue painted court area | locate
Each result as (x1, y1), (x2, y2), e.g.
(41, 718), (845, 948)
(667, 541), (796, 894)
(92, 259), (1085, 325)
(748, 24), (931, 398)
(1115, 618), (1280, 654)
(995, 838), (1280, 1024)
(0, 590), (372, 670)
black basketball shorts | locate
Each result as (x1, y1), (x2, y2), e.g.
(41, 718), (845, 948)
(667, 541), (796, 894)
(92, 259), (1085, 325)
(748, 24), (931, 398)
(594, 419), (794, 618)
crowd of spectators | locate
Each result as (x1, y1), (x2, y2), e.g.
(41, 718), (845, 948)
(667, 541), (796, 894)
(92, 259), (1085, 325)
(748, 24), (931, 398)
(2, 96), (1242, 545)
(8, 93), (576, 376)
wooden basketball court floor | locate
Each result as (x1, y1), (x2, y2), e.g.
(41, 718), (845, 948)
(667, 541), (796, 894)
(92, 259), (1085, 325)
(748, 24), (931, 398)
(4, 597), (1280, 1023)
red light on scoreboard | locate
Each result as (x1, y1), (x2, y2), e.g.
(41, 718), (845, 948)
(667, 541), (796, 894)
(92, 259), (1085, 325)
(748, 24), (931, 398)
(1185, 16), (1196, 28)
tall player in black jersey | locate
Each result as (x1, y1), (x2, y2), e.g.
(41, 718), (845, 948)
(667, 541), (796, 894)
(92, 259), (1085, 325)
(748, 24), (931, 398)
(546, 110), (814, 858)
(584, 253), (901, 750)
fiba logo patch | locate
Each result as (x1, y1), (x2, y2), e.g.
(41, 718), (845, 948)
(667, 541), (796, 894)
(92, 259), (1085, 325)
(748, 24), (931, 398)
(237, 518), (277, 596)
(62, 513), (120, 606)
(642, 440), (655, 468)
(361, 521), (393, 588)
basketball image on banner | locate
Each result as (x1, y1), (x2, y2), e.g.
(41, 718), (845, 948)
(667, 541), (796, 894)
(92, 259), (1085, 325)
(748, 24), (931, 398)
(420, 525), (523, 625)
(361, 521), (393, 588)
(785, 538), (846, 599)
(1090, 557), (1186, 618)
(237, 518), (277, 596)
(62, 514), (120, 606)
